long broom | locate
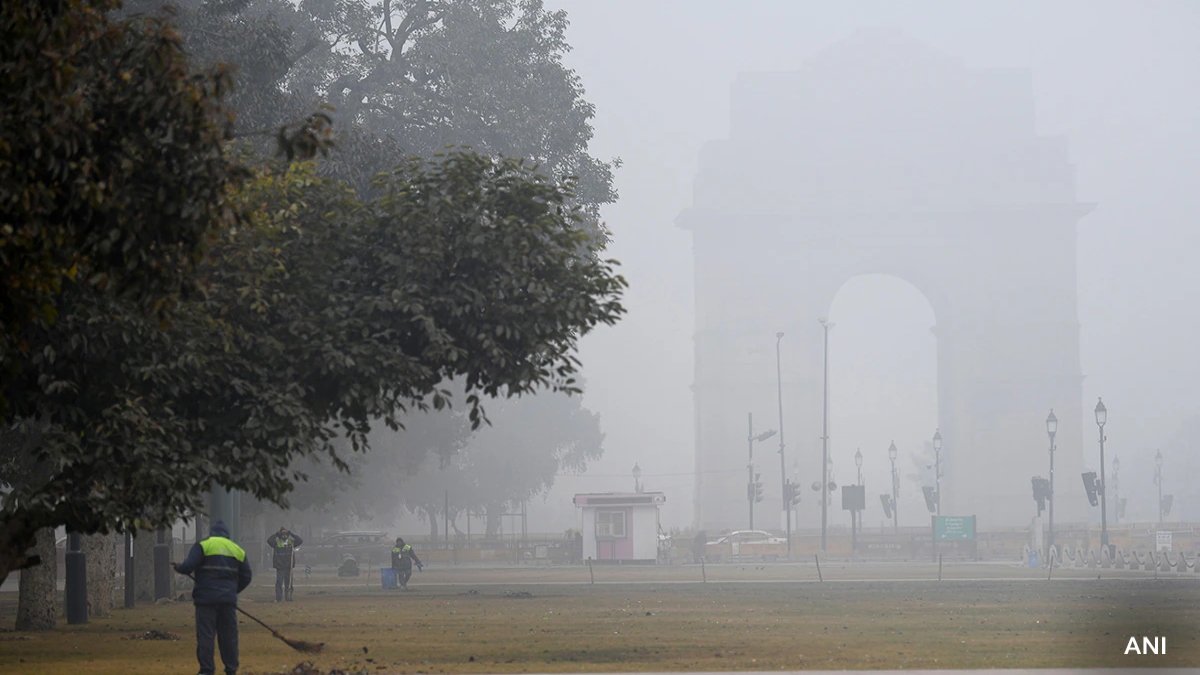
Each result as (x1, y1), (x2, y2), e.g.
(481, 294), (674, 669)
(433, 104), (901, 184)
(183, 572), (323, 653)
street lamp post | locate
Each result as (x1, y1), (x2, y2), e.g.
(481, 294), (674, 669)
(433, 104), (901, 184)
(819, 318), (832, 552)
(1046, 410), (1057, 563)
(888, 440), (899, 534)
(932, 430), (942, 517)
(632, 463), (642, 494)
(854, 448), (863, 558)
(1154, 450), (1164, 525)
(775, 332), (790, 556)
(1094, 398), (1111, 557)
(746, 413), (776, 531)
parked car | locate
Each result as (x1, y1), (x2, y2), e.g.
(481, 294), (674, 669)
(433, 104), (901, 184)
(305, 531), (391, 568)
(705, 529), (787, 562)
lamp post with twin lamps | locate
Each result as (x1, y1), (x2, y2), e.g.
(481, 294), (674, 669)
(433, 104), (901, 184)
(1094, 398), (1111, 557)
(1045, 409), (1057, 562)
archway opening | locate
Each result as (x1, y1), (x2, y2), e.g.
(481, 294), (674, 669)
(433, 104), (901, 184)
(826, 274), (938, 530)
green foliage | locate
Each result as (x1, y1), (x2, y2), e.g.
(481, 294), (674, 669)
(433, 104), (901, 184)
(395, 385), (605, 536)
(0, 0), (244, 406)
(1, 156), (625, 564)
(123, 0), (619, 228)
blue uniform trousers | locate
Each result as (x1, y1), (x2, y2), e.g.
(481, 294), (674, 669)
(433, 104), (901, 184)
(195, 603), (238, 675)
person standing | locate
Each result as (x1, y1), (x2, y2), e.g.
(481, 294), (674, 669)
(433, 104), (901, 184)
(390, 537), (423, 590)
(266, 527), (303, 602)
(173, 520), (252, 675)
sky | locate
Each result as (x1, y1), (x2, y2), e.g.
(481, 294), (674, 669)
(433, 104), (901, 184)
(457, 0), (1200, 533)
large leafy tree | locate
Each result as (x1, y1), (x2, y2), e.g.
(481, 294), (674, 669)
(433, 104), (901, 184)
(0, 156), (625, 585)
(395, 385), (605, 538)
(0, 0), (242, 411)
(122, 0), (617, 223)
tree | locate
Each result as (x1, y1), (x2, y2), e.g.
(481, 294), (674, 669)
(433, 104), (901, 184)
(396, 385), (605, 538)
(0, 156), (625, 586)
(0, 0), (244, 412)
(122, 0), (618, 225)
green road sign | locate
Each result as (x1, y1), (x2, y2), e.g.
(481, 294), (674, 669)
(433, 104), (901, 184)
(933, 515), (976, 541)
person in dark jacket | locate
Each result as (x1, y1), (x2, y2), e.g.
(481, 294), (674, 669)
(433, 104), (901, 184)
(173, 520), (252, 675)
(265, 526), (303, 602)
(390, 537), (423, 590)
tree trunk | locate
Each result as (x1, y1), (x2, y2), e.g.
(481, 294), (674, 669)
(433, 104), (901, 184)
(485, 507), (502, 539)
(15, 528), (57, 630)
(133, 530), (154, 603)
(83, 533), (116, 618)
(426, 507), (438, 539)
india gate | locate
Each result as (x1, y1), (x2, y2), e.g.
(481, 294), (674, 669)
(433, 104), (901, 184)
(678, 31), (1092, 532)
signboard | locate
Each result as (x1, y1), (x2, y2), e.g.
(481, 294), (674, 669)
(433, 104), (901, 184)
(841, 485), (865, 510)
(1156, 531), (1172, 552)
(933, 515), (976, 541)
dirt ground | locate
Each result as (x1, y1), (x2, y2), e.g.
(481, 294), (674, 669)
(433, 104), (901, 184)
(0, 563), (1196, 673)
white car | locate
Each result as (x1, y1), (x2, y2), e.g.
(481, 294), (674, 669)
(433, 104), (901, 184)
(705, 529), (787, 562)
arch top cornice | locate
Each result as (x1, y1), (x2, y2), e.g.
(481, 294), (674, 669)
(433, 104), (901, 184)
(675, 202), (1097, 232)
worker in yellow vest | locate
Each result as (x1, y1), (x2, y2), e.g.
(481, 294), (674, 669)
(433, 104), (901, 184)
(390, 537), (423, 590)
(173, 520), (252, 675)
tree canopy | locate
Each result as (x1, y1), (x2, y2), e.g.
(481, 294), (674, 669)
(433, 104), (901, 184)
(0, 0), (624, 587)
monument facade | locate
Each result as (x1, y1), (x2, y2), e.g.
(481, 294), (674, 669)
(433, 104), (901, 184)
(679, 31), (1092, 532)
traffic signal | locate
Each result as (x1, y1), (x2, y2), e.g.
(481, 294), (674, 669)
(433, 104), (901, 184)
(880, 494), (894, 519)
(754, 473), (764, 503)
(1161, 494), (1173, 517)
(921, 486), (937, 513)
(1031, 476), (1051, 515)
(1081, 471), (1099, 507)
(783, 480), (802, 505)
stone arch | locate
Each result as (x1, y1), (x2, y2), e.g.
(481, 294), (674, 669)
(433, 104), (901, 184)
(825, 273), (939, 514)
(680, 31), (1092, 531)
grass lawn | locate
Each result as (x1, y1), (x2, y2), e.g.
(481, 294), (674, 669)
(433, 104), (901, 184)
(0, 563), (1196, 673)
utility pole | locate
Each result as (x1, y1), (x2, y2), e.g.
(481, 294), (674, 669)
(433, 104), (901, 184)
(775, 332), (789, 556)
(819, 318), (832, 552)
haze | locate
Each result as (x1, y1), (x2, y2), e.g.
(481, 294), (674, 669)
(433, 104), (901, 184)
(444, 0), (1200, 534)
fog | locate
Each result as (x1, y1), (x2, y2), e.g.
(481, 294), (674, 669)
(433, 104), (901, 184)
(465, 0), (1200, 534)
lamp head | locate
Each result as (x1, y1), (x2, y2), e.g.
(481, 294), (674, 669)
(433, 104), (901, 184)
(1094, 397), (1107, 427)
(854, 448), (863, 468)
(776, 331), (784, 340)
(932, 429), (942, 452)
(631, 463), (641, 480)
(1046, 409), (1058, 438)
(888, 440), (898, 461)
(1113, 455), (1120, 471)
(1155, 450), (1163, 469)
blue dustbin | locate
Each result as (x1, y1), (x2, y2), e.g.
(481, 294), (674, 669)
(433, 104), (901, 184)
(381, 568), (397, 589)
(1028, 549), (1040, 568)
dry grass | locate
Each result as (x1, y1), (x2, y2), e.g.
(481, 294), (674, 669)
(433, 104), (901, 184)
(1, 563), (1197, 673)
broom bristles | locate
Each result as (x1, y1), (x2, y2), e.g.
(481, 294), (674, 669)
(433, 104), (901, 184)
(274, 631), (324, 654)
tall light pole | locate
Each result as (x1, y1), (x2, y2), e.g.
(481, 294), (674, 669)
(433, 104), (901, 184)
(1154, 450), (1164, 525)
(819, 318), (832, 552)
(1045, 410), (1057, 562)
(746, 413), (776, 530)
(1112, 455), (1120, 525)
(854, 448), (863, 558)
(888, 440), (899, 533)
(775, 332), (790, 555)
(1094, 398), (1110, 557)
(932, 429), (943, 517)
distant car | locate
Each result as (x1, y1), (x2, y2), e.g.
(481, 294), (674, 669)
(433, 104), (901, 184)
(705, 529), (787, 562)
(306, 531), (391, 568)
